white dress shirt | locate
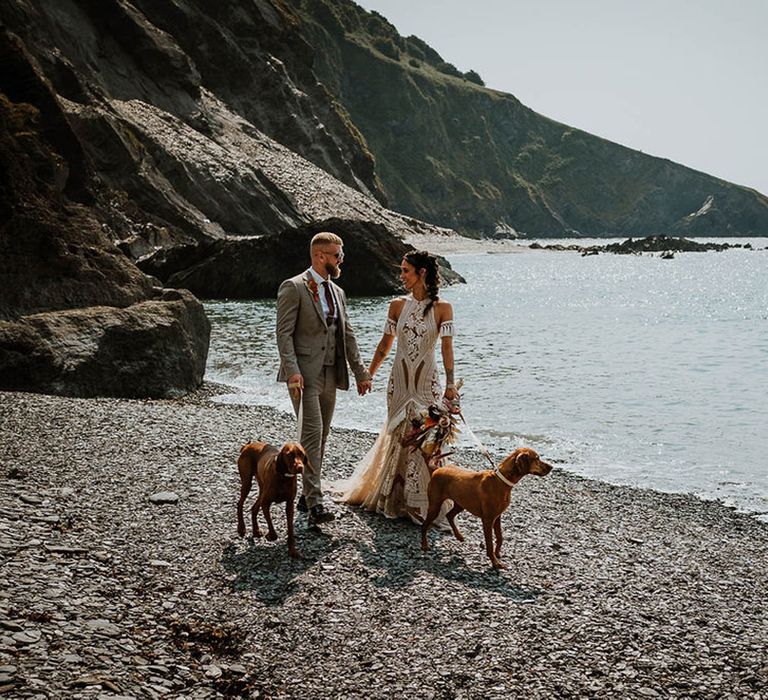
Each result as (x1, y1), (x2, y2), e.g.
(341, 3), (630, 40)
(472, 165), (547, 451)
(308, 267), (337, 322)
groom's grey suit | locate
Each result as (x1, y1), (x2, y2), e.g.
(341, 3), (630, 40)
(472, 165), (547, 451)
(276, 269), (369, 509)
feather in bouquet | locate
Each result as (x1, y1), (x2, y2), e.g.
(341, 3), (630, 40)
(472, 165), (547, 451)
(401, 402), (461, 460)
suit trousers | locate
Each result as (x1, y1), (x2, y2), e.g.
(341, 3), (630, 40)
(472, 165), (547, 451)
(291, 364), (337, 509)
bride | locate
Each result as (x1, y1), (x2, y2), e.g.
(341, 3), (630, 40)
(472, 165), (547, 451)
(339, 250), (458, 523)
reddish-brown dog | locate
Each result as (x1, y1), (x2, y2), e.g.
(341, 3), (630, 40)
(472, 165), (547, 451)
(421, 447), (552, 569)
(236, 441), (310, 558)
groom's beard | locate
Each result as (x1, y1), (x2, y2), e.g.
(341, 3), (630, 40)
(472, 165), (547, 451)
(325, 262), (341, 279)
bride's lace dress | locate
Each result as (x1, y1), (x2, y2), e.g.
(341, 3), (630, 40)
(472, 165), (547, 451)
(340, 295), (453, 522)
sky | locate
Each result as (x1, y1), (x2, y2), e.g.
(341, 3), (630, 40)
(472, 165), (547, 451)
(357, 0), (768, 195)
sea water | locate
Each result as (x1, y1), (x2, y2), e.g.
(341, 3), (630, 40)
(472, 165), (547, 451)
(204, 240), (768, 519)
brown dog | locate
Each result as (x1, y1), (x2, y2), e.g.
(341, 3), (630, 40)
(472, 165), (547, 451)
(236, 441), (310, 558)
(421, 447), (552, 569)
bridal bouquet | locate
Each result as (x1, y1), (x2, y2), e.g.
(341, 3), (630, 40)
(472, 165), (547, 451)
(401, 402), (461, 459)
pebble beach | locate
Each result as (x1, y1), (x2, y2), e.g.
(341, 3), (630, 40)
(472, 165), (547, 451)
(1, 384), (767, 699)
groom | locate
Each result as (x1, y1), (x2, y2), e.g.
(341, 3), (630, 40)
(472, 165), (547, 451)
(276, 232), (371, 526)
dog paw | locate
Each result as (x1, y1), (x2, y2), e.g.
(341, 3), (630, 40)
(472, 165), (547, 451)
(289, 549), (300, 559)
(266, 531), (278, 542)
(237, 526), (246, 538)
(455, 533), (465, 542)
(253, 530), (263, 538)
(492, 560), (508, 570)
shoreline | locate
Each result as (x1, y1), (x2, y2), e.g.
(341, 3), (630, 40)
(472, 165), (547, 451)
(2, 384), (767, 698)
(208, 382), (768, 524)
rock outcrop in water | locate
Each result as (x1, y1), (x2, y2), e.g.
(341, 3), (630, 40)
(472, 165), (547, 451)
(529, 235), (754, 255)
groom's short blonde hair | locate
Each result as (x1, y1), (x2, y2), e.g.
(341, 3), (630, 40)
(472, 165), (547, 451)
(310, 232), (343, 255)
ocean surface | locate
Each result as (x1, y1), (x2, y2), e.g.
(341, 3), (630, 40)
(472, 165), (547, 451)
(204, 239), (768, 520)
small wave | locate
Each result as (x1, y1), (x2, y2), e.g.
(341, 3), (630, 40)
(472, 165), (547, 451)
(479, 429), (557, 444)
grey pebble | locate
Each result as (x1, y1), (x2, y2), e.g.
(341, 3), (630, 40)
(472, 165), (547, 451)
(12, 630), (41, 645)
(149, 492), (179, 504)
(84, 619), (121, 636)
(19, 494), (44, 505)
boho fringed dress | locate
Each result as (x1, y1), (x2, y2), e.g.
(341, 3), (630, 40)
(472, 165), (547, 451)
(340, 295), (454, 522)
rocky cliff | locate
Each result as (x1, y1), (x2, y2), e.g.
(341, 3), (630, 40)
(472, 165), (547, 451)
(0, 30), (209, 398)
(0, 0), (455, 296)
(295, 0), (768, 237)
(0, 0), (457, 397)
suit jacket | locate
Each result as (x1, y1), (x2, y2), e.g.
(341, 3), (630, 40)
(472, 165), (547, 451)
(276, 270), (370, 390)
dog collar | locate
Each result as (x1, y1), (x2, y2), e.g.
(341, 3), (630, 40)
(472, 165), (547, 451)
(283, 473), (298, 478)
(493, 468), (515, 488)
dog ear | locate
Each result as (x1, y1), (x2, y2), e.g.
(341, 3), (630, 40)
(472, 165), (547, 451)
(276, 448), (291, 474)
(514, 450), (530, 475)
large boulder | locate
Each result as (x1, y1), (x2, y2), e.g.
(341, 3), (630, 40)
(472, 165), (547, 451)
(137, 218), (464, 298)
(0, 289), (209, 398)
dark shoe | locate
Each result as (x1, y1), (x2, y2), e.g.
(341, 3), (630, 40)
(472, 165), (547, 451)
(297, 495), (307, 513)
(308, 504), (335, 526)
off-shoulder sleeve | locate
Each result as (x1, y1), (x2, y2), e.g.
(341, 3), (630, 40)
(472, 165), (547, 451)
(384, 317), (398, 336)
(439, 320), (454, 338)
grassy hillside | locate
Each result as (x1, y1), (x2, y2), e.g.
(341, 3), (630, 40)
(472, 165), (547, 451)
(296, 0), (768, 237)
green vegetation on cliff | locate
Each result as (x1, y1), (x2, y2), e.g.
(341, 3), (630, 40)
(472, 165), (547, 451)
(296, 0), (768, 237)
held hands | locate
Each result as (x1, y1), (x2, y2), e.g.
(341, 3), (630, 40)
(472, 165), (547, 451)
(357, 379), (372, 396)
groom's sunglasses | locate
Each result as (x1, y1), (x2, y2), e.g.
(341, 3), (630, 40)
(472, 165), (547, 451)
(322, 249), (345, 261)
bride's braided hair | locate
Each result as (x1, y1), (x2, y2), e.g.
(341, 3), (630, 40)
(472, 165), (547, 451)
(404, 250), (440, 317)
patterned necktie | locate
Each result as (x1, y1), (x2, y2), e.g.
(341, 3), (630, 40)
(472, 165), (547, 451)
(323, 281), (335, 325)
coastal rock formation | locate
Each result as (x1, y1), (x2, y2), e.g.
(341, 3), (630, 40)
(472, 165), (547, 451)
(0, 1), (458, 301)
(0, 289), (208, 399)
(295, 0), (768, 237)
(138, 218), (464, 299)
(3, 0), (763, 396)
(0, 2), (456, 397)
(529, 235), (753, 255)
(0, 30), (209, 398)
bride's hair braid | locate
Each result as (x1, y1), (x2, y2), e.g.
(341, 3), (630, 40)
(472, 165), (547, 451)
(405, 250), (441, 317)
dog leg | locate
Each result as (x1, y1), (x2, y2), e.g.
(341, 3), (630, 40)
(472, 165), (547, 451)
(421, 498), (444, 551)
(251, 491), (263, 538)
(482, 517), (506, 569)
(446, 504), (465, 542)
(493, 516), (503, 560)
(493, 516), (506, 568)
(237, 463), (253, 538)
(262, 502), (278, 541)
(286, 500), (299, 558)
